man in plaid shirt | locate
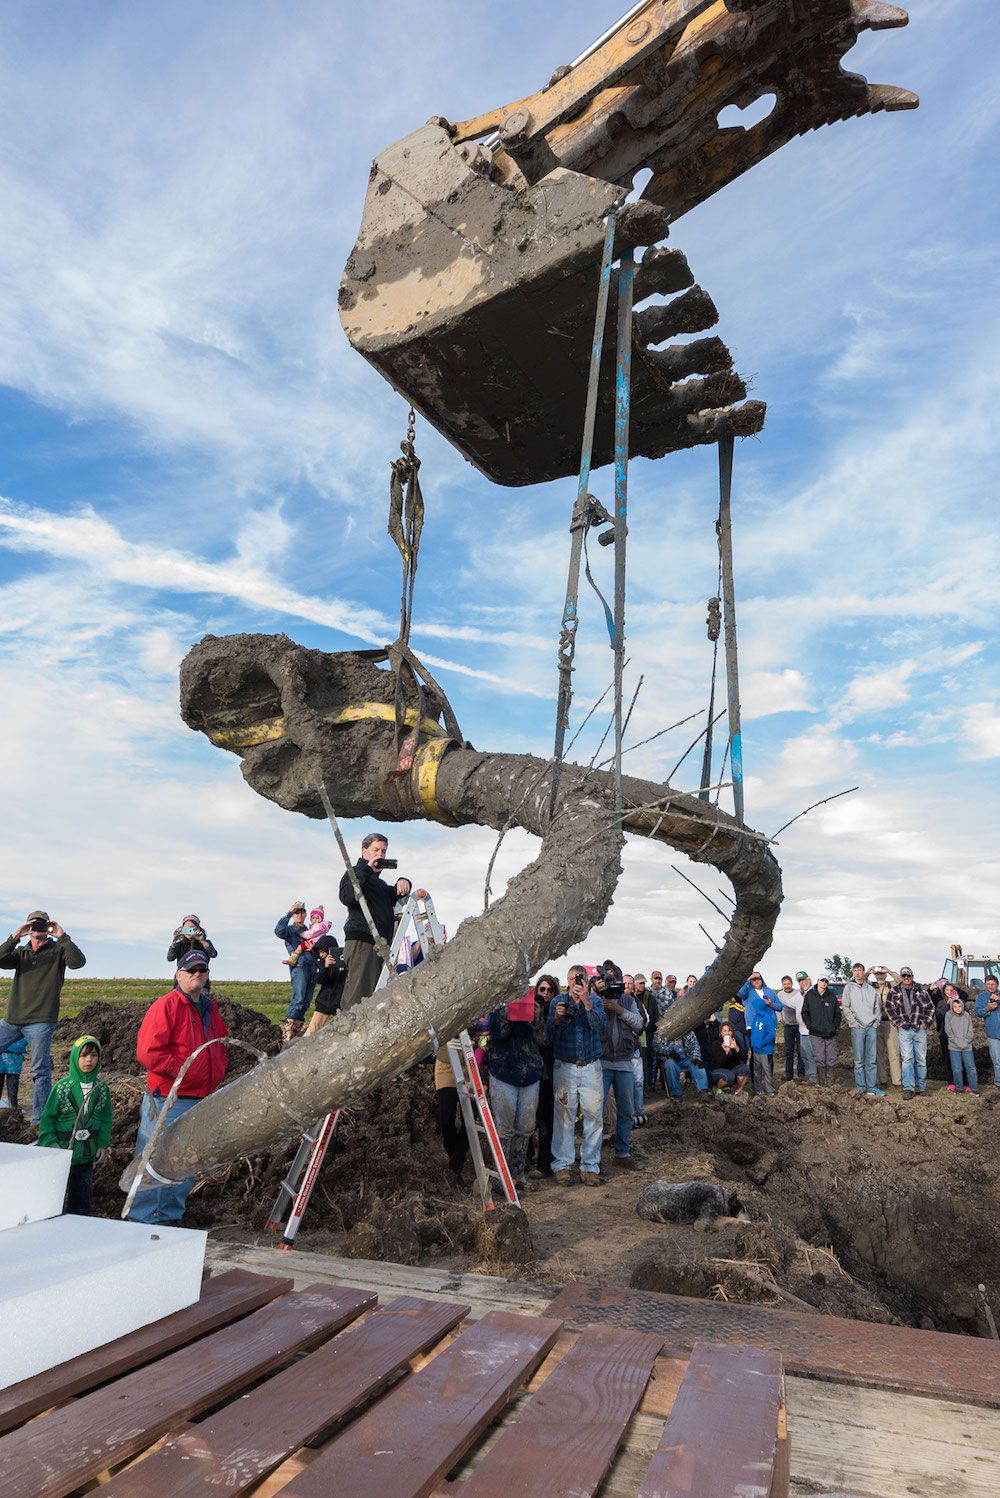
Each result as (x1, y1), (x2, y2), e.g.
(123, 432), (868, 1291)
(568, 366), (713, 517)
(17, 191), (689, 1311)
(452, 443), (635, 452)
(885, 966), (935, 1099)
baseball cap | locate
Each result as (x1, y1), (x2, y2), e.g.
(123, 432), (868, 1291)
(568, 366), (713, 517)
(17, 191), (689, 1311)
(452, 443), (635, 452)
(795, 970), (809, 981)
(900, 965), (914, 977)
(177, 950), (210, 972)
(26, 910), (50, 923)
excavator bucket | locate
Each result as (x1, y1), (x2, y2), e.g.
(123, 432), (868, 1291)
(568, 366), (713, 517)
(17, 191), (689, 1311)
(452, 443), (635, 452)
(339, 0), (915, 487)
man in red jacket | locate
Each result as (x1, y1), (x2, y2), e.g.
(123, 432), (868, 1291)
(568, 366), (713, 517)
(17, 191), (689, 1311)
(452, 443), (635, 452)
(128, 949), (228, 1225)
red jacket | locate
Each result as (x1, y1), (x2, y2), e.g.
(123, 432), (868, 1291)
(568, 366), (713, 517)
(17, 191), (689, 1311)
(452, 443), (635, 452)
(137, 987), (229, 1098)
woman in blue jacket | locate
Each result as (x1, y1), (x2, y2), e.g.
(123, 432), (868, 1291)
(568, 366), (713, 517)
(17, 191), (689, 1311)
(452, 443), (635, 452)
(740, 973), (780, 1096)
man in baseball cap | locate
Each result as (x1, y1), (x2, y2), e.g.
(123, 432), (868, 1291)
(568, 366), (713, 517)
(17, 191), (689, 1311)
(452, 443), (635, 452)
(0, 910), (86, 1123)
(129, 947), (228, 1224)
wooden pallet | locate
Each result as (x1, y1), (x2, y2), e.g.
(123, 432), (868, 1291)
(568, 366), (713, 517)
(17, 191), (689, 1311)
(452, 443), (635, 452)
(0, 1269), (788, 1498)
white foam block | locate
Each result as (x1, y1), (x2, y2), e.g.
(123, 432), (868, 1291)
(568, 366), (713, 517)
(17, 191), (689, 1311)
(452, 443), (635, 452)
(0, 1142), (71, 1231)
(0, 1214), (207, 1389)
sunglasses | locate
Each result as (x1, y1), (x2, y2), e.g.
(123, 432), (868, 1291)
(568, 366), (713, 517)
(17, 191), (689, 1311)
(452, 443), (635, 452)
(187, 966), (209, 975)
(536, 985), (554, 994)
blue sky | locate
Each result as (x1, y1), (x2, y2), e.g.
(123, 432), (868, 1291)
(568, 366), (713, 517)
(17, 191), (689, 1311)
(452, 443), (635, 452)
(1, 0), (997, 985)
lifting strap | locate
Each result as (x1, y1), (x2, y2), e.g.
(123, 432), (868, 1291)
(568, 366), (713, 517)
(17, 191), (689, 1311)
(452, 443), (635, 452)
(716, 430), (745, 824)
(551, 209), (633, 824)
(382, 407), (465, 753)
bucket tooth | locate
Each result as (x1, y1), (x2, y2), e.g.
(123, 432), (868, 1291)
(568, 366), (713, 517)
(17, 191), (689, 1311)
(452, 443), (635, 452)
(852, 1), (909, 31)
(634, 287), (719, 344)
(866, 83), (920, 114)
(647, 335), (732, 382)
(635, 246), (694, 298)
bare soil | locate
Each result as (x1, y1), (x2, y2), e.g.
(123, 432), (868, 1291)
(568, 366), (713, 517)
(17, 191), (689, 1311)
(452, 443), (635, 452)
(4, 997), (998, 1338)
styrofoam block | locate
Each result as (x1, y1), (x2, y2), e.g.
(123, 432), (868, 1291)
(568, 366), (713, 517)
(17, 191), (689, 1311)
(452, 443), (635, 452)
(0, 1142), (71, 1231)
(0, 1214), (207, 1389)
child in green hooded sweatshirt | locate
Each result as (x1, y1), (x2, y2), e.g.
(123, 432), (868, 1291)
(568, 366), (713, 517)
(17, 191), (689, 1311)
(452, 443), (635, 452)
(38, 1035), (113, 1215)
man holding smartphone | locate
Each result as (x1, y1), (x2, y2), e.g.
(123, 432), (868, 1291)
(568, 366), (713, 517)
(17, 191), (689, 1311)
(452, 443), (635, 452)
(546, 964), (606, 1186)
(0, 910), (86, 1123)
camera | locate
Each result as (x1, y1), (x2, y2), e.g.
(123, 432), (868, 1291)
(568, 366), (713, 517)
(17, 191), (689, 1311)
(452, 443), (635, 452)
(374, 857), (398, 871)
(30, 919), (49, 934)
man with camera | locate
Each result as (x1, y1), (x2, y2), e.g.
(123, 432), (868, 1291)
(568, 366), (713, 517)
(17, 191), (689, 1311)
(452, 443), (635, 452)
(0, 910), (86, 1123)
(596, 964), (644, 1168)
(339, 831), (408, 1011)
(546, 964), (606, 1186)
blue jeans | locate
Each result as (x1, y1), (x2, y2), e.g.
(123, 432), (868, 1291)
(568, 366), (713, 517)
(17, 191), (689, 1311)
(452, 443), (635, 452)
(898, 1028), (928, 1093)
(850, 1025), (878, 1092)
(128, 1092), (203, 1224)
(552, 1060), (604, 1175)
(284, 956), (317, 1022)
(0, 1019), (56, 1122)
(783, 1024), (806, 1079)
(602, 1068), (635, 1158)
(989, 1036), (1000, 1087)
(949, 1049), (979, 1091)
(798, 1030), (817, 1082)
(663, 1056), (708, 1097)
(489, 1076), (540, 1184)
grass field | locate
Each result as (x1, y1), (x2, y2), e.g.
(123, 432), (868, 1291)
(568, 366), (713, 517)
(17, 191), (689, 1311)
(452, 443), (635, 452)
(0, 978), (291, 1025)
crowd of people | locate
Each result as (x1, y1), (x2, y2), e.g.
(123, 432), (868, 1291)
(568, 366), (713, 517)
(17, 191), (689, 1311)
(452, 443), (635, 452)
(2, 830), (998, 1221)
(440, 961), (1000, 1192)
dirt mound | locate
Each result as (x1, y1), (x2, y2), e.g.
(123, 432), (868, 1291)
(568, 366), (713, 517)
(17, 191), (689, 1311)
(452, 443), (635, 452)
(53, 996), (281, 1079)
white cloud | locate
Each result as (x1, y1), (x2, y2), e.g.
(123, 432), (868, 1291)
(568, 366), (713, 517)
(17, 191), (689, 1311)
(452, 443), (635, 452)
(961, 703), (1000, 761)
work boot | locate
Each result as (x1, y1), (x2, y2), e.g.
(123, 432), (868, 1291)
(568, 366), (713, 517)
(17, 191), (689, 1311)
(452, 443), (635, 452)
(581, 1172), (600, 1187)
(902, 1088), (914, 1100)
(553, 1170), (574, 1187)
(282, 952), (300, 968)
(613, 1155), (636, 1170)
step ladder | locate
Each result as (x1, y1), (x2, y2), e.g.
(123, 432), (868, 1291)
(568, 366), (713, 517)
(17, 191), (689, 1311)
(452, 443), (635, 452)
(448, 1028), (520, 1212)
(263, 1109), (341, 1249)
(375, 887), (445, 985)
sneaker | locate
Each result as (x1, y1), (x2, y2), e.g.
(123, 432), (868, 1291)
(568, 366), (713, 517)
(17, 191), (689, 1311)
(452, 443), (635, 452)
(868, 1088), (886, 1097)
(581, 1172), (600, 1187)
(963, 1086), (974, 1094)
(902, 1089), (914, 1099)
(947, 1084), (957, 1092)
(553, 1170), (574, 1187)
(613, 1155), (636, 1170)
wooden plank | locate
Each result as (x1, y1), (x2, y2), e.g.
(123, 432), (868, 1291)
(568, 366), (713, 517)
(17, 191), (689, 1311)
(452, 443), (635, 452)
(2, 1284), (375, 1498)
(206, 1242), (552, 1318)
(280, 1310), (563, 1498)
(546, 1281), (1000, 1408)
(784, 1377), (1000, 1498)
(639, 1341), (783, 1498)
(101, 1295), (470, 1497)
(461, 1324), (664, 1497)
(0, 1269), (292, 1437)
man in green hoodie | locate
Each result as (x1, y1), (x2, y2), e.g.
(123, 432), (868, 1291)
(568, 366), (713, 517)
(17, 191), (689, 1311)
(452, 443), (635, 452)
(38, 1035), (112, 1215)
(0, 910), (86, 1124)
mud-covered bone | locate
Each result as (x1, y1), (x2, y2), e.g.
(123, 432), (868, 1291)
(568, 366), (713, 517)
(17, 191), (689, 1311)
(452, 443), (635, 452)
(116, 634), (781, 1193)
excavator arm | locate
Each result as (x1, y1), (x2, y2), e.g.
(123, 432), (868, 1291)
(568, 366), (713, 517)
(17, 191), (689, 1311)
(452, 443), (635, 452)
(339, 0), (915, 486)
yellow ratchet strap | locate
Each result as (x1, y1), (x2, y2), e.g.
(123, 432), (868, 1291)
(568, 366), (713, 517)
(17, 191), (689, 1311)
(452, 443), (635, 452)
(207, 701), (446, 752)
(411, 736), (457, 826)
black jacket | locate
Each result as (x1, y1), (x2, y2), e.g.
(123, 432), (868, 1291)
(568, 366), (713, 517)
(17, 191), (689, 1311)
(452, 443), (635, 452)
(802, 986), (842, 1039)
(339, 860), (399, 945)
(166, 933), (218, 964)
